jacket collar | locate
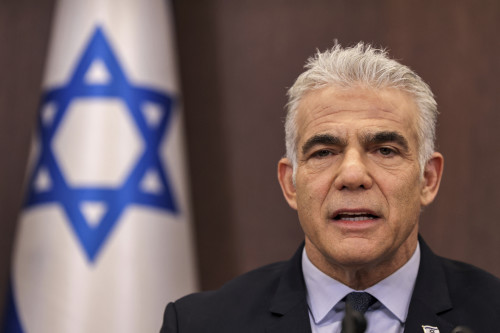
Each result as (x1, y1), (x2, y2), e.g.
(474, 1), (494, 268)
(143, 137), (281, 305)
(404, 236), (454, 333)
(267, 243), (312, 333)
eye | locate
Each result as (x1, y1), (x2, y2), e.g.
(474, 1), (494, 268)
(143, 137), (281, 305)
(378, 147), (396, 156)
(311, 149), (333, 158)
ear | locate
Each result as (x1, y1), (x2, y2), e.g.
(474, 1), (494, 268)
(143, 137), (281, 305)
(277, 157), (298, 210)
(420, 152), (444, 206)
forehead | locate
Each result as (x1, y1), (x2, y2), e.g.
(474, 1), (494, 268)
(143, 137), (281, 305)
(296, 85), (419, 142)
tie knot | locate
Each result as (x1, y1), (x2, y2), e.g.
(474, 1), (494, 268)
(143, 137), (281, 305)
(345, 292), (377, 314)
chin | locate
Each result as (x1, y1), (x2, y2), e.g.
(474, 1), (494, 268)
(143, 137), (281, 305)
(331, 252), (381, 268)
(326, 240), (386, 266)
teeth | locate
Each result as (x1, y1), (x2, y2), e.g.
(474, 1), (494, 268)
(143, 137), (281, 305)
(335, 213), (375, 221)
(341, 216), (374, 222)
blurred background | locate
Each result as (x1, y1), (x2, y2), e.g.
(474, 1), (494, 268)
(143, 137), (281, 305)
(1, 0), (500, 318)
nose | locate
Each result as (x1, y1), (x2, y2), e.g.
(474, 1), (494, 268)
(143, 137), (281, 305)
(333, 149), (373, 190)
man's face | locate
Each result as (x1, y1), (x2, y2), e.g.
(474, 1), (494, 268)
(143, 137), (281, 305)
(278, 85), (443, 278)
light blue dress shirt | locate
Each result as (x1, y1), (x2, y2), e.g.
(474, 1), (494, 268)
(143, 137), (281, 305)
(302, 244), (420, 333)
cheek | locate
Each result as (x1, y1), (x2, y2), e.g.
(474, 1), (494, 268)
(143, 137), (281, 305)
(294, 173), (333, 224)
(296, 172), (333, 204)
(384, 174), (423, 220)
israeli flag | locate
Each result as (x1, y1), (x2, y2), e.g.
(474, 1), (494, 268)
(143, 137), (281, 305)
(4, 0), (197, 332)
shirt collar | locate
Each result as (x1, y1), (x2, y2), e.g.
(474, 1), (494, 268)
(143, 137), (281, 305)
(302, 243), (420, 324)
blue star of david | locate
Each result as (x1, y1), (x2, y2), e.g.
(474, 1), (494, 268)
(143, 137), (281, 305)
(24, 26), (179, 262)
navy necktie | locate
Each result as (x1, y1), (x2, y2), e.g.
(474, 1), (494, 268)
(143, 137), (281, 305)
(345, 292), (377, 314)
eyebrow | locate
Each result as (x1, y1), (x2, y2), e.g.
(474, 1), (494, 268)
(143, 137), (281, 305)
(301, 131), (411, 156)
(301, 134), (347, 156)
(361, 131), (410, 152)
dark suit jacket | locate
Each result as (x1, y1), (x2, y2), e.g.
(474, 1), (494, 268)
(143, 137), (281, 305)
(160, 238), (500, 332)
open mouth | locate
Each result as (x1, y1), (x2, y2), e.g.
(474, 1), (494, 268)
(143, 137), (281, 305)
(332, 212), (379, 222)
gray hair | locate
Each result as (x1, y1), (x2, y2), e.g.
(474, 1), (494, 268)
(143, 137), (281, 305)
(285, 42), (438, 177)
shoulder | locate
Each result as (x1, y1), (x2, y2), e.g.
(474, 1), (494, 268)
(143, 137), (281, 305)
(436, 255), (500, 330)
(409, 239), (500, 331)
(177, 260), (288, 309)
(439, 255), (500, 299)
(162, 260), (291, 332)
(161, 245), (307, 332)
(419, 237), (500, 299)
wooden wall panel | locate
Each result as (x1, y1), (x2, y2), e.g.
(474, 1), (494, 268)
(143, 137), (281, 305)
(0, 0), (55, 316)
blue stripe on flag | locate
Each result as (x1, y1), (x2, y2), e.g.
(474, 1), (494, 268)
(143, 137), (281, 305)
(2, 284), (24, 333)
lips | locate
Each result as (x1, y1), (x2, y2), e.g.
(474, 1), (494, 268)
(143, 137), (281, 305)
(331, 210), (380, 222)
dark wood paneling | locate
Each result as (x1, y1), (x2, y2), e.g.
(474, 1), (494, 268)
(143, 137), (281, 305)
(0, 0), (55, 316)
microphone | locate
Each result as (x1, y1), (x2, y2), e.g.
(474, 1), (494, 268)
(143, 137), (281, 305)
(451, 326), (475, 333)
(341, 303), (367, 333)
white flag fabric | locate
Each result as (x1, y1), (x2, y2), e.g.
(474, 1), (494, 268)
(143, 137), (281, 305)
(5, 0), (198, 332)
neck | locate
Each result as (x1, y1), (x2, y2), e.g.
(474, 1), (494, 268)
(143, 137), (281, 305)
(305, 235), (418, 290)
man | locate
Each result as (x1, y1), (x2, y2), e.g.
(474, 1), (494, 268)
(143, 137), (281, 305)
(160, 43), (500, 333)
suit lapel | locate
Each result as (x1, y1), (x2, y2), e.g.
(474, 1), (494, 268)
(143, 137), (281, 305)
(404, 237), (454, 333)
(404, 298), (454, 333)
(266, 301), (311, 333)
(266, 244), (312, 333)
